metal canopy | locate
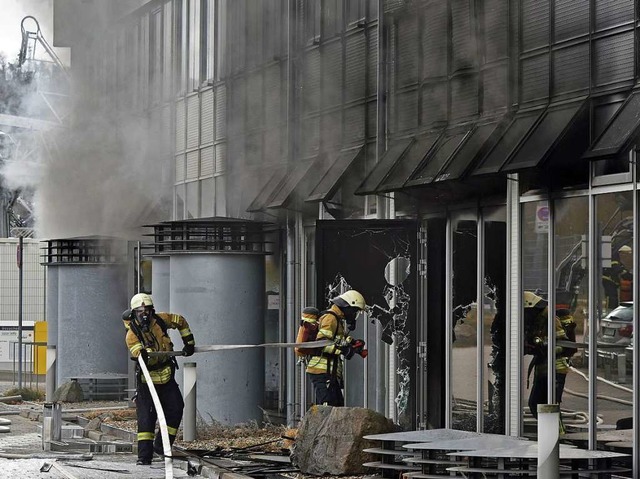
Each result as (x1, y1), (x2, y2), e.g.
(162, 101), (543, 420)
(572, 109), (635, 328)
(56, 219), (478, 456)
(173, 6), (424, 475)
(265, 158), (316, 209)
(376, 130), (442, 193)
(306, 145), (364, 202)
(246, 166), (288, 212)
(471, 107), (545, 176)
(405, 127), (472, 187)
(433, 119), (504, 183)
(584, 89), (640, 159)
(501, 98), (588, 172)
(355, 138), (414, 195)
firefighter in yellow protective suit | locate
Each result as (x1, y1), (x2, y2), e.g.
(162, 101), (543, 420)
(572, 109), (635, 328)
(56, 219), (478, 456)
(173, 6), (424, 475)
(306, 290), (368, 406)
(123, 293), (196, 465)
(523, 292), (575, 433)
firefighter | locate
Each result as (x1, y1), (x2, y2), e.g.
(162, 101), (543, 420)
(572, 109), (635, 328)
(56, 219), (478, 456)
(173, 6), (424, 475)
(523, 291), (574, 433)
(306, 290), (368, 406)
(123, 293), (196, 465)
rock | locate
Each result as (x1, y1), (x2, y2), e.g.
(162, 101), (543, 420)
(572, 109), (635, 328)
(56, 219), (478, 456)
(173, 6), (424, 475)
(291, 405), (398, 475)
(52, 381), (84, 402)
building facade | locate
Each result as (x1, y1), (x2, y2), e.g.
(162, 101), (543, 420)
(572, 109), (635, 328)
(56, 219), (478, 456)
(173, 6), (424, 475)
(53, 0), (640, 472)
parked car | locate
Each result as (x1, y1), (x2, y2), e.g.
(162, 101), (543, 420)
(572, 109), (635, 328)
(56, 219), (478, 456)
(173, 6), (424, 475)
(598, 302), (633, 346)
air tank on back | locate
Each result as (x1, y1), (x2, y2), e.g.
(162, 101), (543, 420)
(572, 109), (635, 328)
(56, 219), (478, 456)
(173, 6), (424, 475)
(149, 219), (266, 425)
(44, 237), (129, 385)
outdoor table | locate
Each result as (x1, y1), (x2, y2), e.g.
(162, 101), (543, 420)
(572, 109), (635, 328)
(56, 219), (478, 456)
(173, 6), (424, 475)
(447, 444), (629, 478)
(362, 429), (482, 478)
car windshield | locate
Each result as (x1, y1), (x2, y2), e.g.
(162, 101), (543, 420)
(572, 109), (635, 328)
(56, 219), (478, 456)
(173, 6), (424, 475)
(605, 305), (633, 322)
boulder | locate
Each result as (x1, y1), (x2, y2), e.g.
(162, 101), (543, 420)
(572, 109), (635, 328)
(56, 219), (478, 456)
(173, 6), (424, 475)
(291, 405), (398, 475)
(52, 381), (84, 402)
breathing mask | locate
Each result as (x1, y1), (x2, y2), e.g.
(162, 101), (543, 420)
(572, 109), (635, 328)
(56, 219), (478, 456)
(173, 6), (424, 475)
(135, 306), (152, 332)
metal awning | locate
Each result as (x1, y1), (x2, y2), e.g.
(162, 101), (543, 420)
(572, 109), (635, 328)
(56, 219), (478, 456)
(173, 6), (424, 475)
(471, 107), (545, 176)
(405, 126), (473, 187)
(376, 130), (443, 193)
(432, 118), (505, 183)
(265, 158), (316, 209)
(501, 98), (588, 172)
(583, 89), (640, 159)
(306, 145), (364, 202)
(355, 138), (414, 195)
(246, 166), (288, 212)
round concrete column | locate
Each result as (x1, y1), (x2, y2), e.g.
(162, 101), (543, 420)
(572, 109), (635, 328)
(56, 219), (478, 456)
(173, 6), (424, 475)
(150, 256), (170, 312)
(57, 264), (129, 382)
(170, 253), (265, 425)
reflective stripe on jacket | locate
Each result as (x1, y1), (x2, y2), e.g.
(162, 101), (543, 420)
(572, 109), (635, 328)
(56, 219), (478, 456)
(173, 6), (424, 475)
(306, 304), (348, 378)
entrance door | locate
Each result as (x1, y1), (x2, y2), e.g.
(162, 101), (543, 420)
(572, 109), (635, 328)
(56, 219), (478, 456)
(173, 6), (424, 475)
(316, 219), (418, 429)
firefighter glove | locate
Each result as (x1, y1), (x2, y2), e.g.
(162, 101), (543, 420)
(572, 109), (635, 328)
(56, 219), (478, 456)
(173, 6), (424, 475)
(340, 344), (355, 360)
(182, 343), (195, 356)
(139, 348), (149, 364)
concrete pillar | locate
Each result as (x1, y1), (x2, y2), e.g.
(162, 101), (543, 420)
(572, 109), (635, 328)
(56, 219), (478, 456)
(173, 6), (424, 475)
(57, 264), (129, 382)
(45, 265), (59, 387)
(170, 253), (265, 425)
(150, 255), (170, 312)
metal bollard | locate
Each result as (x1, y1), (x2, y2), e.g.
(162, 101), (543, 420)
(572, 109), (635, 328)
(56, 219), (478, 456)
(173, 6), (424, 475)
(537, 404), (560, 479)
(45, 346), (56, 402)
(42, 402), (62, 451)
(183, 362), (197, 441)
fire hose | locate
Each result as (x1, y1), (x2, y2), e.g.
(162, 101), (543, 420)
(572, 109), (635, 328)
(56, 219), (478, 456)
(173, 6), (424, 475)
(143, 338), (333, 479)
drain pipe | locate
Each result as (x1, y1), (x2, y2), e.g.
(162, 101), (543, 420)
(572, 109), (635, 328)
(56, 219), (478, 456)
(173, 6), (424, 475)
(537, 404), (560, 479)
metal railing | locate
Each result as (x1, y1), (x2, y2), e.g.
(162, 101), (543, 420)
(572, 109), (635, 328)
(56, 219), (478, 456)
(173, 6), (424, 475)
(10, 340), (46, 390)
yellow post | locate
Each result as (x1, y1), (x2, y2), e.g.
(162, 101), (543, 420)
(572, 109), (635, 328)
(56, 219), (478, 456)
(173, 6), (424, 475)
(34, 321), (47, 374)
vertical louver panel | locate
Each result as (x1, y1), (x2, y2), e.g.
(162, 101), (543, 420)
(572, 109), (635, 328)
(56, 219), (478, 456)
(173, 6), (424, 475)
(216, 84), (227, 139)
(553, 44), (589, 95)
(175, 99), (186, 153)
(175, 154), (185, 182)
(346, 32), (367, 102)
(228, 78), (245, 136)
(246, 132), (262, 166)
(522, 0), (549, 51)
(186, 150), (199, 179)
(186, 94), (200, 149)
(521, 54), (549, 103)
(302, 116), (320, 157)
(162, 104), (172, 154)
(482, 65), (508, 113)
(201, 89), (215, 145)
(396, 14), (419, 87)
(264, 127), (282, 163)
(322, 110), (343, 148)
(422, 82), (447, 126)
(322, 42), (343, 107)
(555, 0), (589, 42)
(451, 0), (475, 72)
(304, 48), (321, 113)
(200, 145), (214, 176)
(484, 0), (508, 62)
(595, 31), (634, 86)
(422, 1), (447, 78)
(344, 104), (365, 145)
(451, 74), (478, 120)
(265, 64), (283, 126)
(396, 90), (419, 132)
(595, 0), (634, 31)
(215, 142), (227, 173)
(246, 73), (263, 131)
(367, 27), (378, 96)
